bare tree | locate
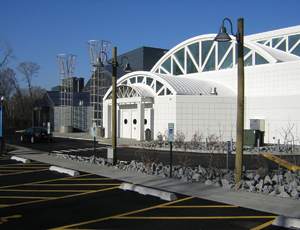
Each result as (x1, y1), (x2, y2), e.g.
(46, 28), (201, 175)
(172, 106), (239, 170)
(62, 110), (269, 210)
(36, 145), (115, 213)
(0, 38), (14, 68)
(17, 62), (40, 100)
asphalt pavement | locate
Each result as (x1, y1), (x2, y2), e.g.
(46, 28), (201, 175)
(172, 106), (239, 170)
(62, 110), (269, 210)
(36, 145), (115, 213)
(7, 131), (300, 229)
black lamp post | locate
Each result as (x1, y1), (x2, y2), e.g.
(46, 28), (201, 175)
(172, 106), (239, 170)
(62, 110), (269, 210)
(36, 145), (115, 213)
(214, 18), (245, 183)
(93, 47), (132, 164)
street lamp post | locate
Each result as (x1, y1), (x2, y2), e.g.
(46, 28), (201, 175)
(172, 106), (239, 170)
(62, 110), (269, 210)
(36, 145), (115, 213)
(214, 18), (244, 183)
(93, 47), (132, 164)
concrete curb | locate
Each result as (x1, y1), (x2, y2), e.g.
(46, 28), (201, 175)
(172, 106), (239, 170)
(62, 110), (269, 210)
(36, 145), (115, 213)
(119, 182), (177, 201)
(49, 166), (80, 176)
(273, 215), (300, 229)
(11, 156), (31, 163)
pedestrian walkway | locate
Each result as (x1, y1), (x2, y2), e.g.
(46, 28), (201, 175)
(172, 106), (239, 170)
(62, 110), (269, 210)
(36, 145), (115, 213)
(53, 132), (144, 148)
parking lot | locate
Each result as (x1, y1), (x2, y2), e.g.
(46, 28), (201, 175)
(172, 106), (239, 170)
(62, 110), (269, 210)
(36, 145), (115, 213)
(0, 154), (283, 230)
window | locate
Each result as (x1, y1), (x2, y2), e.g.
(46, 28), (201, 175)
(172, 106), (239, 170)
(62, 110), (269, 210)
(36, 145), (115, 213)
(203, 47), (215, 72)
(188, 43), (199, 65)
(161, 57), (171, 73)
(174, 48), (185, 69)
(202, 40), (214, 65)
(255, 53), (269, 65)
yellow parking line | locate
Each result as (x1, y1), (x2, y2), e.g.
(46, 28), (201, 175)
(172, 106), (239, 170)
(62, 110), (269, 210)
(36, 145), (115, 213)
(30, 184), (121, 186)
(115, 216), (277, 220)
(0, 173), (94, 189)
(162, 205), (238, 208)
(263, 154), (300, 170)
(0, 168), (49, 176)
(0, 170), (30, 172)
(0, 196), (54, 200)
(0, 189), (98, 192)
(251, 219), (275, 230)
(0, 215), (22, 224)
(0, 166), (49, 169)
(1, 186), (119, 208)
(49, 196), (195, 229)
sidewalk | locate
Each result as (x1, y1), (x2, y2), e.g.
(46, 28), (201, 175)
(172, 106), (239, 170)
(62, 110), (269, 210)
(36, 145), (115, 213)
(8, 132), (300, 228)
(53, 132), (144, 148)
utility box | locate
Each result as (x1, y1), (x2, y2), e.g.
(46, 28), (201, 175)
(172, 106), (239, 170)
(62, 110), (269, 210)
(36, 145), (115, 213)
(145, 129), (151, 141)
(244, 130), (265, 147)
(250, 119), (265, 131)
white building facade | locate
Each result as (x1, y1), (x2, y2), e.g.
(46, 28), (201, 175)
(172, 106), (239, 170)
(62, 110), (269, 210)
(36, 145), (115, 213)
(103, 25), (300, 144)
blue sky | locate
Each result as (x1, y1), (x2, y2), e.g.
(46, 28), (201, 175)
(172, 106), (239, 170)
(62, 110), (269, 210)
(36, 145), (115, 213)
(0, 0), (299, 90)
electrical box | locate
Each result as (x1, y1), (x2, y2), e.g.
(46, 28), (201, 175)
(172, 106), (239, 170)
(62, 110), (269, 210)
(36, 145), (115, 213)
(244, 129), (265, 147)
(250, 119), (265, 131)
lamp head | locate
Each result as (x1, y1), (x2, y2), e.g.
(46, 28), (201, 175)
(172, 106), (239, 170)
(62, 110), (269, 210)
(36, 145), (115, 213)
(214, 26), (232, 42)
(123, 62), (133, 73)
(93, 57), (105, 68)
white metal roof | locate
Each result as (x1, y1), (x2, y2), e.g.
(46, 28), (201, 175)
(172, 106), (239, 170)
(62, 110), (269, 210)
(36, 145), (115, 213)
(103, 71), (236, 100)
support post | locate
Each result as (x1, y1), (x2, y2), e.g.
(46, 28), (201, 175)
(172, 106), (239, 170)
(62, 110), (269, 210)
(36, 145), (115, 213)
(170, 142), (172, 178)
(235, 18), (245, 183)
(112, 47), (117, 165)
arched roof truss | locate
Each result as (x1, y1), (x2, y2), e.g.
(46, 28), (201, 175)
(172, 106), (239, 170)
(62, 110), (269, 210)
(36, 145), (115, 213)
(254, 33), (300, 57)
(151, 34), (285, 76)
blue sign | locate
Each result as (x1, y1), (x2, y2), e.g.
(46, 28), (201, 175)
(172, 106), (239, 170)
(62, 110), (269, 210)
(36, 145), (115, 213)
(92, 122), (96, 137)
(168, 123), (174, 142)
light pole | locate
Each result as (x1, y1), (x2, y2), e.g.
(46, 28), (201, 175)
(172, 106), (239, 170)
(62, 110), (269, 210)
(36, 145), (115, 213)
(93, 47), (132, 164)
(214, 18), (245, 183)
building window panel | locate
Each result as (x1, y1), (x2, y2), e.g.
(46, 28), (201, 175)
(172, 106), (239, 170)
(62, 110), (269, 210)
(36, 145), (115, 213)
(218, 42), (231, 63)
(202, 40), (214, 65)
(255, 53), (269, 65)
(257, 40), (267, 45)
(138, 76), (143, 83)
(272, 37), (283, 48)
(277, 40), (286, 52)
(219, 49), (233, 70)
(173, 59), (183, 75)
(244, 54), (252, 66)
(203, 47), (215, 72)
(161, 57), (171, 73)
(156, 81), (163, 93)
(291, 44), (300, 56)
(130, 77), (136, 84)
(174, 48), (185, 69)
(188, 43), (199, 66)
(187, 53), (198, 74)
(289, 34), (300, 50)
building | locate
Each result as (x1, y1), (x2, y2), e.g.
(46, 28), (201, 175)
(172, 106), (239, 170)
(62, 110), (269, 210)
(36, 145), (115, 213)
(103, 25), (300, 144)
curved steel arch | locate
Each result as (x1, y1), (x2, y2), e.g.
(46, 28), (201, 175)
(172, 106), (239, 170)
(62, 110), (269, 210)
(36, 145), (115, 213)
(150, 34), (281, 75)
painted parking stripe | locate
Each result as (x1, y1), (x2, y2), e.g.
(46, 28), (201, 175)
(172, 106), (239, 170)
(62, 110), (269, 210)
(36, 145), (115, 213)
(1, 186), (119, 208)
(49, 196), (194, 230)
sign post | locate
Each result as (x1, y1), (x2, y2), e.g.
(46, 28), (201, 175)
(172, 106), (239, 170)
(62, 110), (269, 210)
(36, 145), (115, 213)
(47, 122), (51, 155)
(168, 123), (174, 178)
(92, 122), (96, 163)
(227, 141), (231, 171)
(0, 106), (4, 156)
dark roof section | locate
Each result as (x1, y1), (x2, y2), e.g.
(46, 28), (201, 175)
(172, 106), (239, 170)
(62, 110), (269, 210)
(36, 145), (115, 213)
(45, 91), (59, 106)
(81, 47), (168, 93)
(110, 46), (168, 72)
(39, 91), (90, 107)
(73, 92), (90, 106)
